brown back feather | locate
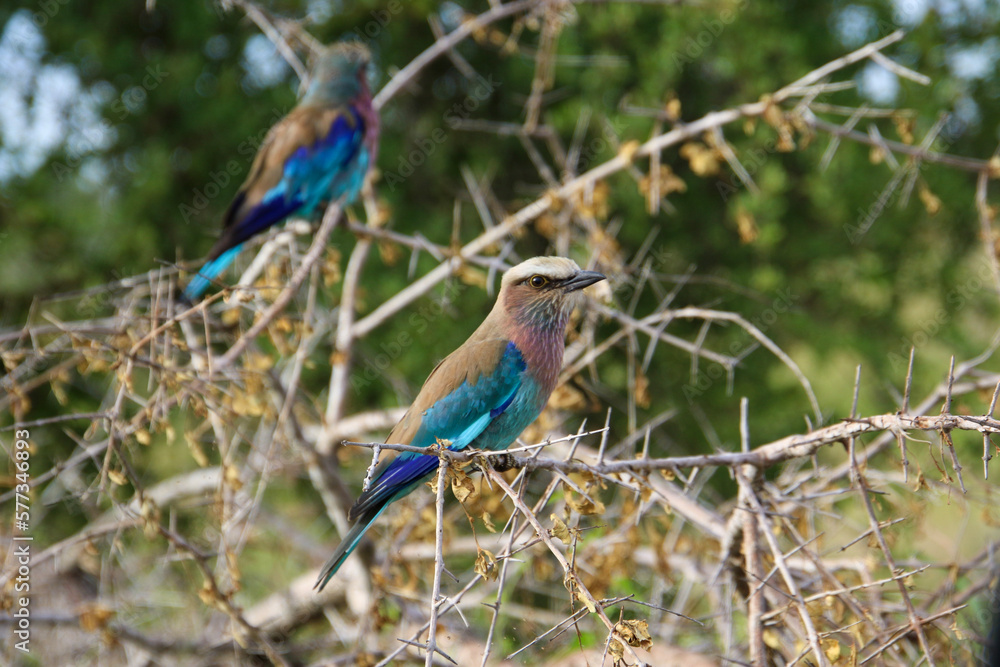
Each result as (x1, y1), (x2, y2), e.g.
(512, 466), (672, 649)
(222, 106), (359, 232)
(385, 322), (511, 446)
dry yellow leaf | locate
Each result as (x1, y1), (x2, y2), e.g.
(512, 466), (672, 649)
(776, 130), (796, 152)
(474, 548), (499, 581)
(224, 464), (243, 491)
(551, 513), (572, 545)
(761, 95), (782, 128)
(549, 383), (587, 410)
(141, 497), (160, 539)
(918, 183), (941, 215)
(197, 580), (218, 607)
(639, 484), (652, 503)
(186, 432), (210, 467)
(618, 139), (641, 164)
(451, 469), (477, 504)
(566, 490), (605, 516)
(226, 550), (242, 589)
(108, 469), (127, 486)
(989, 155), (1000, 178)
(639, 165), (687, 199)
(634, 370), (651, 409)
(488, 27), (507, 46)
(544, 189), (564, 213)
(572, 180), (611, 220)
(1, 350), (25, 369)
(378, 240), (401, 266)
(665, 95), (681, 122)
(79, 604), (115, 632)
(614, 619), (653, 650)
(535, 213), (560, 240)
(574, 585), (597, 613)
(47, 377), (70, 407)
(735, 207), (759, 244)
(458, 265), (488, 289)
(609, 635), (625, 663)
(823, 638), (842, 661)
(321, 248), (343, 288)
(371, 198), (392, 228)
(245, 353), (274, 372)
(221, 308), (241, 327)
(229, 387), (265, 417)
(892, 113), (915, 144)
(679, 142), (720, 176)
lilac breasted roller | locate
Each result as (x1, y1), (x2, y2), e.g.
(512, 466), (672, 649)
(315, 257), (606, 589)
(183, 42), (379, 301)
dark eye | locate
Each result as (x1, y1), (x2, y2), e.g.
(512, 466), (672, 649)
(528, 275), (549, 289)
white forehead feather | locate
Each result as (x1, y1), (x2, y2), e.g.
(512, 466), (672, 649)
(501, 256), (581, 287)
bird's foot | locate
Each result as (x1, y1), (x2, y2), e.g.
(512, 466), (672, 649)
(481, 452), (517, 473)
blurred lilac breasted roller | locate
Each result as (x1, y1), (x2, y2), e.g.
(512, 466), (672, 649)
(315, 257), (606, 589)
(183, 42), (379, 300)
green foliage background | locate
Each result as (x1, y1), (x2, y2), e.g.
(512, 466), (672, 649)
(5, 1), (999, 441)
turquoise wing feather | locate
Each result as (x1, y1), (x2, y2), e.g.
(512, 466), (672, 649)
(349, 341), (526, 520)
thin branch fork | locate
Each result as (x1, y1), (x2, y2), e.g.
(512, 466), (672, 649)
(347, 28), (983, 342)
(480, 466), (645, 666)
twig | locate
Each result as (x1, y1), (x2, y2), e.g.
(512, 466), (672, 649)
(213, 203), (342, 371)
(425, 458), (453, 666)
(346, 408), (1000, 476)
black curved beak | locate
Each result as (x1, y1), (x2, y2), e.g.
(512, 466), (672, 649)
(563, 270), (607, 292)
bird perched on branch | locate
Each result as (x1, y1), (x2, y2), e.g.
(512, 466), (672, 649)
(183, 42), (378, 301)
(315, 257), (606, 589)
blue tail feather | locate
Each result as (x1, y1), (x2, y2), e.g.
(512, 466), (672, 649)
(231, 192), (305, 246)
(183, 244), (243, 301)
(314, 502), (392, 590)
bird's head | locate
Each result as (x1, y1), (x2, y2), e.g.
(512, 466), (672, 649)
(499, 257), (606, 330)
(303, 42), (373, 106)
